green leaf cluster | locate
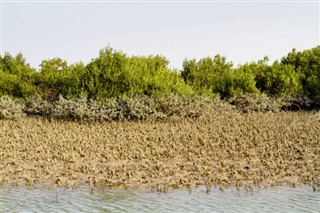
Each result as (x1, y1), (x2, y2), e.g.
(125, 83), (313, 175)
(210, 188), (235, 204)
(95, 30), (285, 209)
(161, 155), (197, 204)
(0, 53), (38, 98)
(81, 47), (192, 99)
(281, 46), (320, 102)
(0, 45), (319, 106)
(182, 55), (259, 98)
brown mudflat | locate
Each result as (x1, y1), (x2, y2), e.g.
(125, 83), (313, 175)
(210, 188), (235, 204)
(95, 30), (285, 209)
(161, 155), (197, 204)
(1, 111), (319, 191)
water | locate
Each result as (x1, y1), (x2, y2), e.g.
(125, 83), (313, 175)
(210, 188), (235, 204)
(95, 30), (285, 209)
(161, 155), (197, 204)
(1, 185), (319, 212)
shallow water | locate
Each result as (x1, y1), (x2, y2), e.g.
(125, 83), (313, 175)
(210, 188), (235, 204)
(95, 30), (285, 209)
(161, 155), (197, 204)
(1, 185), (319, 213)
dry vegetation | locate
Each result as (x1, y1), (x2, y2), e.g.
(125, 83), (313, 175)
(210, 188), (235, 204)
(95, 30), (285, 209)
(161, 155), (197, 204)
(1, 110), (319, 192)
(0, 94), (305, 121)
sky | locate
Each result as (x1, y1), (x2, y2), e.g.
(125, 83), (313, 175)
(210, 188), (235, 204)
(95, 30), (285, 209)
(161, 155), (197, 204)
(1, 0), (319, 70)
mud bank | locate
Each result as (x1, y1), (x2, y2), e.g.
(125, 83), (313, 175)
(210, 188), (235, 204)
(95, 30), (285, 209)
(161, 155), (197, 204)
(1, 112), (319, 191)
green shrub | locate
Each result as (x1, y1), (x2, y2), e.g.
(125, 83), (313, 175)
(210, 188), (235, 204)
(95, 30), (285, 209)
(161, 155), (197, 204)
(181, 55), (233, 94)
(181, 55), (259, 98)
(214, 68), (259, 98)
(281, 46), (320, 103)
(81, 46), (193, 99)
(0, 53), (38, 98)
(1, 45), (319, 109)
(253, 58), (301, 97)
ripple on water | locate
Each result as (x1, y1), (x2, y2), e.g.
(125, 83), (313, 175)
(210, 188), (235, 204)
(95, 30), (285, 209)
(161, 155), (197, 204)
(1, 186), (319, 213)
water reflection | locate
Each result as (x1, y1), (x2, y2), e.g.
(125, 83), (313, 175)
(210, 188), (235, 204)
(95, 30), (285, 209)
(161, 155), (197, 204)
(1, 185), (319, 212)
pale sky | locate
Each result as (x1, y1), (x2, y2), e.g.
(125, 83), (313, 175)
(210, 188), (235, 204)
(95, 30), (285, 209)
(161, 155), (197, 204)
(1, 0), (319, 70)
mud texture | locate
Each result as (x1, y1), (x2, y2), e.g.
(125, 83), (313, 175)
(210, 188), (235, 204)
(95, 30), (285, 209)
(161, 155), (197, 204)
(1, 112), (319, 191)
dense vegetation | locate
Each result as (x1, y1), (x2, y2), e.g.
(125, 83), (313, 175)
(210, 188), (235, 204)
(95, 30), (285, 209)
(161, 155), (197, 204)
(1, 45), (319, 108)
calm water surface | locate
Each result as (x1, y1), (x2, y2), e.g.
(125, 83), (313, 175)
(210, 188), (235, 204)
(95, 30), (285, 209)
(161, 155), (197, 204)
(1, 185), (319, 212)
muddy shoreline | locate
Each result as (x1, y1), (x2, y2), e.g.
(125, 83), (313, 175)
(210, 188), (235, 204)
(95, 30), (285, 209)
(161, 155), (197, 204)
(1, 112), (319, 191)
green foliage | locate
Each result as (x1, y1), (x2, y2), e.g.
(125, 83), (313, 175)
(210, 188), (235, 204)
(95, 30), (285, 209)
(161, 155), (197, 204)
(82, 47), (130, 99)
(252, 57), (301, 97)
(0, 53), (38, 98)
(82, 46), (192, 99)
(37, 58), (68, 100)
(182, 55), (258, 98)
(182, 55), (233, 91)
(127, 55), (193, 96)
(0, 45), (319, 108)
(281, 46), (320, 102)
(37, 58), (87, 100)
(62, 62), (87, 98)
(227, 67), (259, 96)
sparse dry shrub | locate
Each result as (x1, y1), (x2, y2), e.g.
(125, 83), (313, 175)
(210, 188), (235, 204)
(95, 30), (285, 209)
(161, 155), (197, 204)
(228, 93), (285, 112)
(155, 95), (200, 118)
(39, 94), (231, 121)
(0, 96), (25, 119)
(281, 95), (314, 111)
(153, 95), (231, 119)
(123, 95), (162, 120)
(24, 95), (53, 116)
(90, 98), (119, 121)
(118, 94), (234, 121)
(1, 94), (235, 121)
(4, 94), (316, 122)
(51, 94), (92, 120)
(23, 94), (121, 121)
